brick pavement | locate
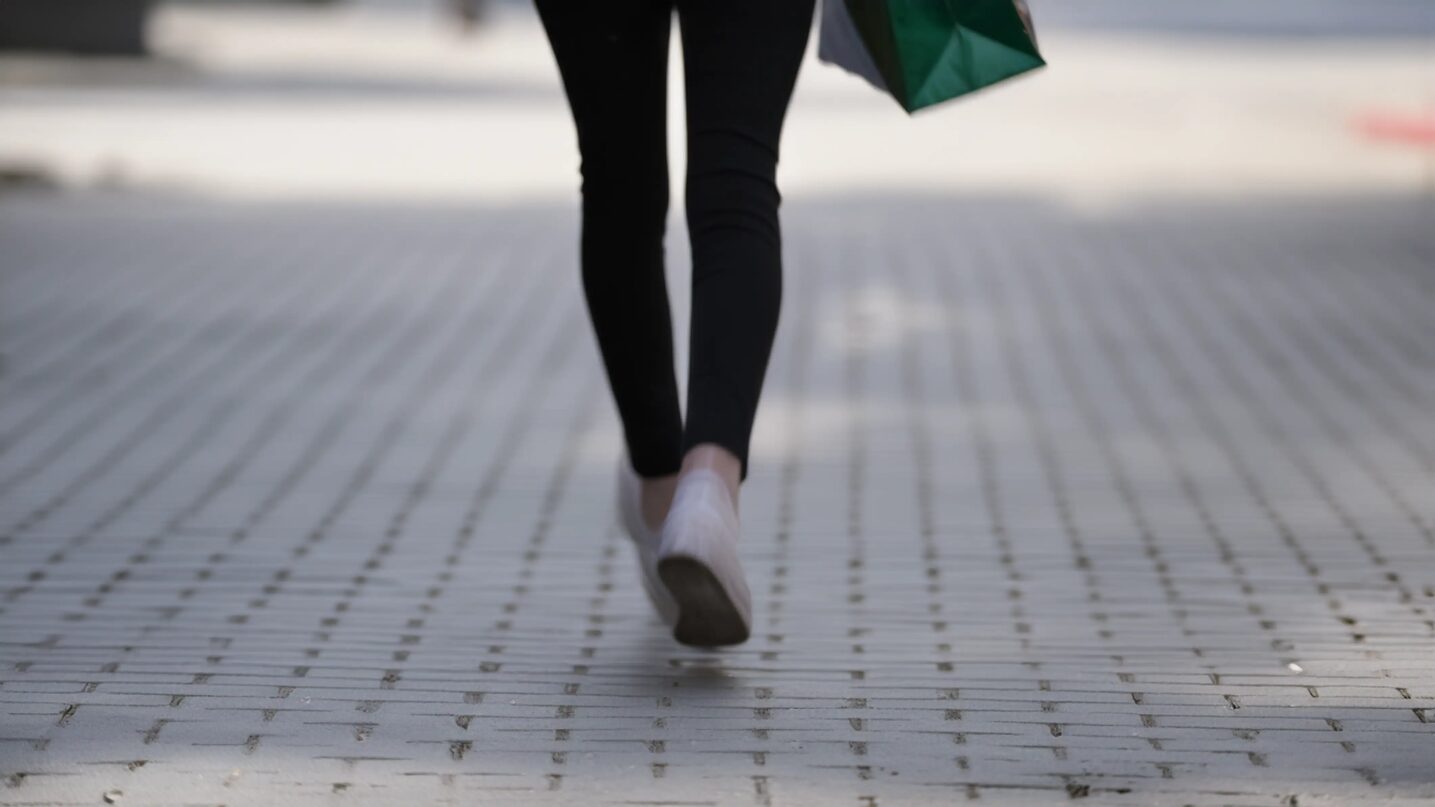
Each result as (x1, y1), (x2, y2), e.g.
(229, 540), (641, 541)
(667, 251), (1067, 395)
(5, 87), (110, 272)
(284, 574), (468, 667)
(0, 192), (1432, 805)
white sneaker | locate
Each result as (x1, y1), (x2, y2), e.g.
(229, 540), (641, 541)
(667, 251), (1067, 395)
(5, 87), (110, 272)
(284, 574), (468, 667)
(657, 468), (752, 647)
(616, 454), (679, 626)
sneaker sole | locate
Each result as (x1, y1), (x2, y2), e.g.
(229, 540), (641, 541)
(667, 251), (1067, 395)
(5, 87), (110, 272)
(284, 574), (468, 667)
(657, 555), (751, 647)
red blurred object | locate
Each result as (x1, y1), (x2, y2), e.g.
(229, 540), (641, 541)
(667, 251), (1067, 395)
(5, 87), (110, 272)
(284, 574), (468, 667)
(1355, 110), (1435, 147)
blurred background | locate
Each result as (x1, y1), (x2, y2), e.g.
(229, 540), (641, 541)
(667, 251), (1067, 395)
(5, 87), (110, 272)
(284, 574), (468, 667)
(1, 0), (1430, 205)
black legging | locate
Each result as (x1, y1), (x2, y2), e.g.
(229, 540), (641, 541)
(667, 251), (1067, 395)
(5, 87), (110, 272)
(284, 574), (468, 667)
(535, 0), (815, 482)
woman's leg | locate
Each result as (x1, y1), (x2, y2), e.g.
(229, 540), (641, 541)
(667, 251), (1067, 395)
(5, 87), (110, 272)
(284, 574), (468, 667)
(534, 0), (685, 482)
(676, 0), (816, 488)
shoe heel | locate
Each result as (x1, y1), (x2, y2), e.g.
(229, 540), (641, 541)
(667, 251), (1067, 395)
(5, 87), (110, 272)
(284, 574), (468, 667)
(657, 469), (751, 647)
(657, 555), (751, 647)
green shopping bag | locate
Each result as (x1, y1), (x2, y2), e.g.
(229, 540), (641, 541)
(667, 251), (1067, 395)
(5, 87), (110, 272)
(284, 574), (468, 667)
(818, 0), (1045, 113)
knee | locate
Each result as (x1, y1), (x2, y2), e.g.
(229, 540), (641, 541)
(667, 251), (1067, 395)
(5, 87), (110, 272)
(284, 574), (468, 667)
(579, 150), (669, 228)
(684, 127), (782, 244)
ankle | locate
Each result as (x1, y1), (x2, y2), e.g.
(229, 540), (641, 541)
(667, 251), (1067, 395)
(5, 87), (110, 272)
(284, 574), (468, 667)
(679, 443), (741, 506)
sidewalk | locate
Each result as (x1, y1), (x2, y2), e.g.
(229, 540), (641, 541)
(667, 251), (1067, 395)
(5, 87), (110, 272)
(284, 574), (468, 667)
(2, 188), (1433, 805)
(2, 3), (1434, 806)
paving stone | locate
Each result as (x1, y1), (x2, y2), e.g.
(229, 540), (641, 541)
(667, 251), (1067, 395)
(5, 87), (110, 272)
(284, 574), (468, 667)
(0, 193), (1432, 805)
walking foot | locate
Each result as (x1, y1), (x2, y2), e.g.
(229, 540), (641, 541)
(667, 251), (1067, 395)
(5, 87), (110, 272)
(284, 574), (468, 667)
(657, 468), (751, 647)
